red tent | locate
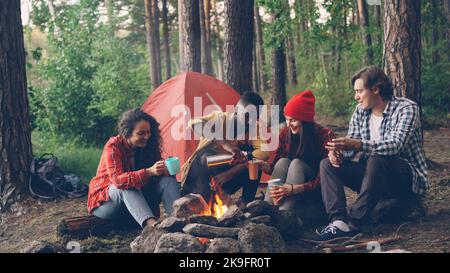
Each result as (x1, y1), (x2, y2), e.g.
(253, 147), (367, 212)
(141, 71), (241, 178)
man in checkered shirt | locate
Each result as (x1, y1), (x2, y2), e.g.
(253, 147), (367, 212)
(313, 66), (428, 241)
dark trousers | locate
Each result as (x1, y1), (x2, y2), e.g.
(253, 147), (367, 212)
(181, 146), (260, 203)
(320, 155), (413, 228)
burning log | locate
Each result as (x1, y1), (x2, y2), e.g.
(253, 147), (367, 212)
(57, 215), (117, 238)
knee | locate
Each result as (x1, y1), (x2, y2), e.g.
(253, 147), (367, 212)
(290, 159), (307, 171)
(160, 177), (181, 191)
(366, 156), (389, 175)
(319, 158), (333, 171)
(274, 158), (291, 171)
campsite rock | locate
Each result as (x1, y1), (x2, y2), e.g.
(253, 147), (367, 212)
(218, 205), (243, 227)
(271, 210), (303, 241)
(205, 238), (241, 253)
(154, 233), (204, 253)
(238, 223), (286, 253)
(242, 200), (273, 218)
(189, 215), (218, 226)
(172, 194), (210, 219)
(130, 226), (168, 253)
(21, 240), (56, 253)
(249, 215), (272, 225)
(157, 217), (187, 232)
(183, 223), (240, 239)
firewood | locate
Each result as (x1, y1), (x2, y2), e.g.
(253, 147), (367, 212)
(57, 215), (117, 238)
(323, 235), (402, 253)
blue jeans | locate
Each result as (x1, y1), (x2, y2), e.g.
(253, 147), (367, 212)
(92, 176), (181, 227)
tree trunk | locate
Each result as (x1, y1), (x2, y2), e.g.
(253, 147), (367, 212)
(357, 0), (373, 65)
(383, 0), (421, 103)
(271, 45), (287, 123)
(444, 0), (450, 42)
(145, 0), (160, 88)
(431, 0), (440, 64)
(178, 0), (185, 69)
(286, 35), (297, 86)
(252, 34), (260, 93)
(212, 0), (224, 80)
(0, 0), (33, 212)
(374, 4), (383, 46)
(162, 0), (171, 80)
(179, 0), (202, 72)
(223, 0), (254, 94)
(254, 5), (268, 92)
(200, 0), (214, 75)
(152, 0), (162, 83)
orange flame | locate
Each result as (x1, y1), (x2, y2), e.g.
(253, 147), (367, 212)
(199, 177), (229, 219)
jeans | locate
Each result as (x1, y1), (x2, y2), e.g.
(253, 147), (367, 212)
(264, 158), (322, 210)
(92, 176), (181, 227)
(320, 155), (413, 228)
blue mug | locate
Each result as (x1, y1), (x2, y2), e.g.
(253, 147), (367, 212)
(165, 157), (180, 176)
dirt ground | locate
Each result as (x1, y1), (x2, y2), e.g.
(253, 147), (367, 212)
(1, 128), (449, 253)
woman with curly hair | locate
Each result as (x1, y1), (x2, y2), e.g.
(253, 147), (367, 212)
(87, 109), (180, 228)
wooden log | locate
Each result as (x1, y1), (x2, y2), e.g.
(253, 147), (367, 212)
(57, 215), (118, 238)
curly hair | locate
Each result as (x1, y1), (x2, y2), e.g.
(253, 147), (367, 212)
(117, 108), (163, 170)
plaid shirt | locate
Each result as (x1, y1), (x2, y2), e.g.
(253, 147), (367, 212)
(87, 135), (150, 213)
(344, 96), (428, 195)
(267, 124), (334, 192)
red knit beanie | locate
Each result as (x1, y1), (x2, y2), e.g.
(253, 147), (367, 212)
(284, 90), (315, 122)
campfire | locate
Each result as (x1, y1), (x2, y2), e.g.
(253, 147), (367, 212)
(197, 178), (230, 244)
(200, 177), (229, 219)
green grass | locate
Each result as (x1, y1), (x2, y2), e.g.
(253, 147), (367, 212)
(32, 131), (102, 184)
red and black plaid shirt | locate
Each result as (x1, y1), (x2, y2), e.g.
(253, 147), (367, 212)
(267, 124), (334, 192)
(87, 135), (150, 213)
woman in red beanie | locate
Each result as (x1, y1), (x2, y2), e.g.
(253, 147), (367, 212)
(260, 90), (334, 224)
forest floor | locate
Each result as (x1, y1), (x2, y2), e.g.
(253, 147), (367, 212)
(1, 122), (449, 253)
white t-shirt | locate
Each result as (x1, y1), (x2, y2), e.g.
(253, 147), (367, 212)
(369, 113), (383, 141)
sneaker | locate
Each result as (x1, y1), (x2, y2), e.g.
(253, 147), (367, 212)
(311, 222), (360, 241)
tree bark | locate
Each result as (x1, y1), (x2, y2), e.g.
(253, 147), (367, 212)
(444, 0), (450, 42)
(179, 0), (202, 72)
(145, 0), (160, 88)
(212, 0), (224, 80)
(357, 0), (373, 65)
(374, 4), (383, 46)
(431, 0), (440, 64)
(223, 0), (254, 94)
(162, 0), (171, 80)
(0, 0), (33, 212)
(271, 45), (287, 123)
(254, 5), (268, 92)
(152, 0), (162, 83)
(178, 0), (185, 69)
(252, 35), (260, 93)
(285, 35), (297, 86)
(200, 0), (214, 75)
(383, 0), (421, 103)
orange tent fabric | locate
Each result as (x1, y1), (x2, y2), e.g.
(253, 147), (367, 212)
(141, 71), (240, 179)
